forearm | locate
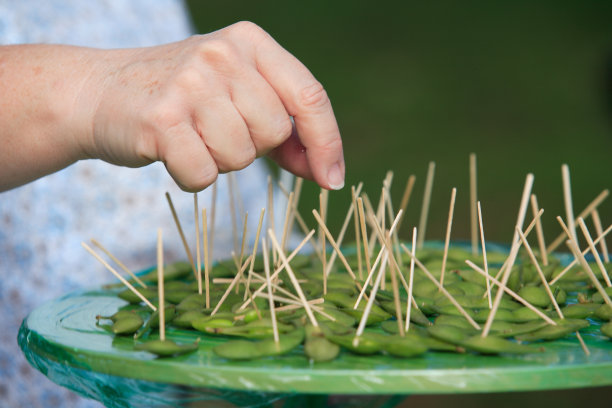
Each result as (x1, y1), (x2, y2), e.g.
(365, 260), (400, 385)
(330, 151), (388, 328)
(0, 44), (101, 191)
(0, 23), (345, 193)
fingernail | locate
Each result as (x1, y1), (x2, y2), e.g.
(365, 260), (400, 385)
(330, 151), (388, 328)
(327, 162), (345, 190)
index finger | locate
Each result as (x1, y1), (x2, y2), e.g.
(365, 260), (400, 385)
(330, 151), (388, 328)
(233, 23), (345, 190)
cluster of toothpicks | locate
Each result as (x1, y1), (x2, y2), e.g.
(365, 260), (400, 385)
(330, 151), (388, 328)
(85, 155), (610, 357)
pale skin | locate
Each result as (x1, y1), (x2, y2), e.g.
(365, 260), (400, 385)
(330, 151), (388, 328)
(0, 21), (345, 192)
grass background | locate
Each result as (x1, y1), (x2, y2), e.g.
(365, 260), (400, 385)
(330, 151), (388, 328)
(185, 1), (611, 404)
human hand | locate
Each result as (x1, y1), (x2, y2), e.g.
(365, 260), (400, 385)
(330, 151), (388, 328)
(82, 21), (344, 191)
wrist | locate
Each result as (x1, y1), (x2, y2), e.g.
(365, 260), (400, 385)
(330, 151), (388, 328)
(68, 47), (118, 161)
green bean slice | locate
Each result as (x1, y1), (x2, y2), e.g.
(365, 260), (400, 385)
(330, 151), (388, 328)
(601, 322), (612, 338)
(134, 339), (199, 357)
(517, 286), (551, 308)
(595, 304), (612, 321)
(382, 334), (428, 358)
(327, 332), (384, 355)
(461, 335), (541, 355)
(561, 303), (601, 319)
(427, 324), (474, 345)
(515, 318), (590, 342)
(112, 314), (144, 335)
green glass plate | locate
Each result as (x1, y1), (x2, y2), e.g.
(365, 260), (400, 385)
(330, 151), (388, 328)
(19, 287), (612, 395)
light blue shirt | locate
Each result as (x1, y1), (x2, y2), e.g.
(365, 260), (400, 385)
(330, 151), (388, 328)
(0, 2), (276, 406)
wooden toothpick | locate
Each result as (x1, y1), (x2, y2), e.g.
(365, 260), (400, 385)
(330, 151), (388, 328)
(357, 197), (373, 283)
(209, 182), (218, 267)
(354, 251), (389, 346)
(492, 207), (544, 284)
(238, 212), (249, 268)
(90, 239), (147, 288)
(287, 177), (304, 240)
(362, 193), (379, 255)
(566, 239), (612, 308)
(517, 227), (563, 318)
(277, 181), (325, 261)
(319, 190), (328, 294)
(312, 209), (363, 292)
(557, 216), (612, 307)
(368, 210), (412, 297)
(157, 229), (165, 341)
(519, 225), (589, 356)
(237, 229), (316, 312)
(262, 239), (279, 346)
(561, 164), (579, 245)
(549, 223), (612, 286)
(577, 218), (611, 287)
(280, 192), (294, 253)
(383, 179), (404, 274)
(380, 188), (388, 293)
(491, 175), (538, 284)
(165, 192), (196, 280)
(401, 244), (480, 330)
(396, 175), (417, 234)
(465, 260), (556, 326)
(354, 211), (403, 309)
(194, 194), (202, 295)
(243, 208), (266, 302)
(203, 208), (210, 308)
(267, 176), (276, 265)
(417, 161), (435, 249)
(365, 191), (382, 253)
(211, 255), (253, 315)
(439, 188), (457, 287)
(324, 183), (364, 279)
(82, 242), (156, 311)
(387, 234), (405, 337)
(477, 202), (492, 309)
(592, 210), (609, 263)
(469, 153), (478, 256)
(249, 271), (303, 303)
(481, 173), (534, 337)
(405, 227), (417, 332)
(530, 194), (548, 266)
(576, 332), (591, 356)
(352, 186), (363, 280)
(547, 189), (609, 254)
(268, 229), (318, 327)
(235, 212), (249, 293)
(228, 173), (239, 255)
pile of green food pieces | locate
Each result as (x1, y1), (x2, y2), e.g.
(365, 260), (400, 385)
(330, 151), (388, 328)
(96, 246), (612, 361)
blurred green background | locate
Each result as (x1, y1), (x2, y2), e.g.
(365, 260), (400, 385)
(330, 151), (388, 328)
(187, 0), (611, 246)
(186, 0), (611, 406)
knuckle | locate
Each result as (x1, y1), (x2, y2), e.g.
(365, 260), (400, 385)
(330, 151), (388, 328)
(142, 101), (182, 133)
(173, 65), (202, 89)
(299, 82), (330, 111)
(270, 117), (293, 145)
(178, 162), (219, 193)
(233, 144), (257, 170)
(228, 21), (266, 41)
(197, 38), (239, 68)
(197, 164), (220, 189)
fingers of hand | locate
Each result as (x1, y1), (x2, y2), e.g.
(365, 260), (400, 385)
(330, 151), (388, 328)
(235, 23), (344, 190)
(267, 124), (314, 181)
(295, 85), (345, 190)
(124, 23), (343, 191)
(158, 123), (218, 192)
(229, 70), (293, 156)
(166, 31), (293, 176)
(194, 98), (256, 173)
